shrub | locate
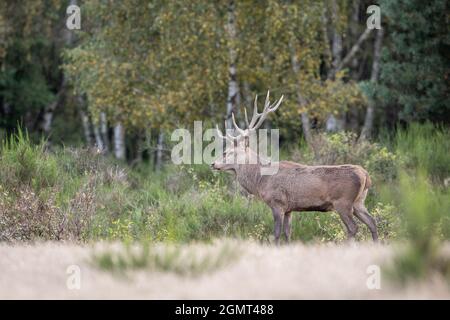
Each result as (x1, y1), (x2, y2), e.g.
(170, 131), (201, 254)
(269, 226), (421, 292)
(292, 131), (399, 183)
(0, 133), (98, 241)
(370, 202), (401, 241)
(385, 170), (450, 283)
(0, 177), (97, 241)
(0, 131), (59, 191)
(395, 122), (449, 183)
(2, 124), (446, 245)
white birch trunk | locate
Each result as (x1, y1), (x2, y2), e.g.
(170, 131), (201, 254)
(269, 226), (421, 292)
(225, 0), (240, 130)
(155, 131), (164, 171)
(360, 27), (384, 141)
(93, 125), (104, 152)
(40, 0), (77, 138)
(80, 110), (93, 147)
(100, 112), (109, 152)
(113, 122), (126, 160)
(289, 39), (314, 150)
(326, 0), (344, 132)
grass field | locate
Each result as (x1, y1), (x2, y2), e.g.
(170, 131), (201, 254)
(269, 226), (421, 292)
(1, 124), (449, 298)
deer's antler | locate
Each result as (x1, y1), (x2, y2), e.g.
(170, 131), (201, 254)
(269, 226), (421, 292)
(247, 91), (284, 132)
(216, 121), (240, 143)
(216, 91), (283, 143)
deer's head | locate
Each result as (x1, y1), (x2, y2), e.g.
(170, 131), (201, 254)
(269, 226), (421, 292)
(212, 91), (283, 172)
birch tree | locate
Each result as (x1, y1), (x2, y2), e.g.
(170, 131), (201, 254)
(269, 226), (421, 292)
(359, 27), (384, 140)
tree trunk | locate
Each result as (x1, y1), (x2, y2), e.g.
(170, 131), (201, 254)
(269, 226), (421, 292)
(329, 0), (343, 79)
(242, 81), (253, 128)
(93, 124), (104, 152)
(325, 0), (373, 132)
(335, 27), (372, 75)
(360, 27), (384, 141)
(77, 95), (94, 147)
(41, 98), (58, 135)
(100, 112), (109, 152)
(155, 131), (164, 171)
(113, 122), (126, 160)
(325, 114), (345, 132)
(225, 0), (240, 130)
(325, 0), (345, 132)
(350, 0), (361, 77)
(80, 110), (94, 147)
(289, 39), (314, 152)
(39, 0), (77, 139)
(144, 129), (152, 160)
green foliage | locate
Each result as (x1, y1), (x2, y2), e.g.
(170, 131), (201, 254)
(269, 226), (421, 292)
(63, 0), (365, 133)
(1, 123), (448, 245)
(0, 1), (65, 130)
(379, 123), (450, 284)
(0, 130), (58, 191)
(293, 131), (399, 183)
(0, 134), (100, 241)
(378, 0), (450, 122)
(370, 202), (401, 240)
(384, 171), (450, 283)
(395, 123), (450, 181)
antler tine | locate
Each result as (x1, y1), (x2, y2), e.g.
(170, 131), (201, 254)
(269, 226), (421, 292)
(244, 107), (250, 127)
(251, 92), (283, 131)
(216, 124), (228, 141)
(231, 112), (246, 135)
(263, 90), (271, 109)
(268, 95), (284, 112)
(251, 90), (272, 129)
(249, 94), (261, 128)
(232, 91), (283, 133)
(216, 121), (240, 143)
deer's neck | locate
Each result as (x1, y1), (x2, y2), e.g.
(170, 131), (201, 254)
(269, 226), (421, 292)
(235, 164), (264, 196)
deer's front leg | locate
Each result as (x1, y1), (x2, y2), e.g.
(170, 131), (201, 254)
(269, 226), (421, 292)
(271, 207), (283, 246)
(283, 212), (292, 243)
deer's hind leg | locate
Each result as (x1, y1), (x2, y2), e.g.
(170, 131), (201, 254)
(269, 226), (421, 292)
(283, 212), (292, 243)
(334, 202), (358, 240)
(353, 204), (378, 242)
(271, 207), (283, 246)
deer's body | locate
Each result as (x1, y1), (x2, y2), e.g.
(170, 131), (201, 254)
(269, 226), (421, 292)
(213, 92), (378, 244)
(231, 161), (377, 243)
(237, 162), (370, 214)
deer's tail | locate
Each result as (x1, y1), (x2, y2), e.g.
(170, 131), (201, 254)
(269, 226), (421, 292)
(364, 171), (372, 190)
(354, 168), (371, 205)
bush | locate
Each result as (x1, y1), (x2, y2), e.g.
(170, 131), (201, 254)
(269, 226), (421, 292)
(292, 131), (399, 183)
(0, 175), (97, 241)
(0, 133), (99, 241)
(0, 131), (59, 191)
(395, 122), (449, 183)
(385, 170), (450, 283)
(0, 130), (396, 243)
(1, 124), (447, 245)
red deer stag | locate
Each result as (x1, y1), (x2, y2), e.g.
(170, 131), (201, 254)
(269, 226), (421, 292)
(212, 92), (378, 244)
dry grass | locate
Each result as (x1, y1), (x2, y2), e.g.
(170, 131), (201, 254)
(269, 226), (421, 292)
(0, 240), (449, 299)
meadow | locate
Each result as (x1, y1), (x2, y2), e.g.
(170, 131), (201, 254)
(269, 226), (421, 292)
(1, 123), (449, 291)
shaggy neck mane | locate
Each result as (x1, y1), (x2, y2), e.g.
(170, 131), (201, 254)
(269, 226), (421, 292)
(235, 164), (264, 196)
